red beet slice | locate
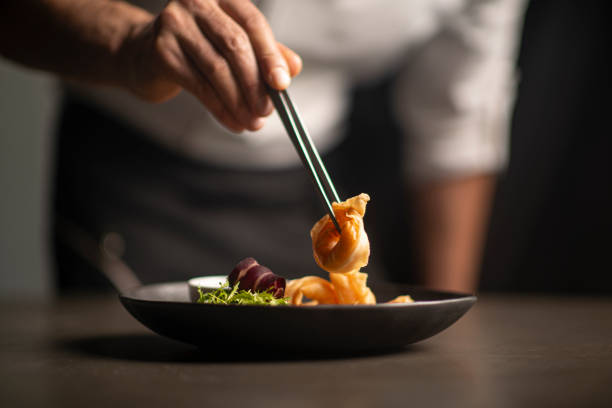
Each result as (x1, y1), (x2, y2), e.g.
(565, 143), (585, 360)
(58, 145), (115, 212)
(228, 257), (258, 285)
(227, 258), (286, 298)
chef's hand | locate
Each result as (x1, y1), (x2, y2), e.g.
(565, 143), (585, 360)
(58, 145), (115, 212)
(121, 0), (302, 132)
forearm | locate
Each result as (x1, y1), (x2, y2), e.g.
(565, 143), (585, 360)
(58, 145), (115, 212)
(0, 0), (152, 87)
(410, 174), (496, 293)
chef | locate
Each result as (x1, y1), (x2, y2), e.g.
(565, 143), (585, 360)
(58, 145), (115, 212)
(0, 0), (526, 293)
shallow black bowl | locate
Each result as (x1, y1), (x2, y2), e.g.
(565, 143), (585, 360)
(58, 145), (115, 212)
(119, 281), (476, 353)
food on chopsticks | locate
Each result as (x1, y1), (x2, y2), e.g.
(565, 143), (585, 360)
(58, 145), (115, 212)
(286, 193), (412, 305)
(311, 194), (371, 274)
(286, 193), (376, 305)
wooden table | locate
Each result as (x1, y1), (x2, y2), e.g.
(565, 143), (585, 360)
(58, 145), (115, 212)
(1, 294), (611, 407)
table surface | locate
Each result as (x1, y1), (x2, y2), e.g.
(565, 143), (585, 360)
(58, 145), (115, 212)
(1, 293), (611, 408)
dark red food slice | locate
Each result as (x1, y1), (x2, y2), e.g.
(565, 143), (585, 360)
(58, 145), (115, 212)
(228, 258), (286, 298)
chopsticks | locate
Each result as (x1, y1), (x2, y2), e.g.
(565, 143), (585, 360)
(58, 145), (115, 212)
(268, 88), (342, 233)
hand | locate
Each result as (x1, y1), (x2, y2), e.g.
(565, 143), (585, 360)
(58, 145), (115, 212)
(120, 0), (302, 132)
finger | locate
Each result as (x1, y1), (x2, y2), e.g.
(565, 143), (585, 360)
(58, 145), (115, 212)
(181, 50), (259, 132)
(154, 21), (246, 132)
(277, 42), (302, 77)
(167, 4), (263, 129)
(219, 0), (290, 92)
(190, 2), (270, 117)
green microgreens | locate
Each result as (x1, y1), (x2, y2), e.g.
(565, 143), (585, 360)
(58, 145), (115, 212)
(197, 281), (290, 306)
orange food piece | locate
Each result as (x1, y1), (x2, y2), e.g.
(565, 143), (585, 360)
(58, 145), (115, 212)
(287, 193), (413, 306)
(387, 295), (414, 304)
(285, 276), (338, 306)
(286, 270), (376, 306)
(311, 193), (370, 274)
(329, 271), (376, 305)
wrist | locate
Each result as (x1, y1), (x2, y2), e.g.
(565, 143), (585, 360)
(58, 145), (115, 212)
(115, 10), (182, 103)
(112, 4), (155, 90)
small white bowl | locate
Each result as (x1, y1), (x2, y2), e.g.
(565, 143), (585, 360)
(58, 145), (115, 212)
(188, 275), (227, 302)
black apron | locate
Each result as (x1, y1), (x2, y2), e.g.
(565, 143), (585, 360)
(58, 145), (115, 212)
(51, 77), (413, 292)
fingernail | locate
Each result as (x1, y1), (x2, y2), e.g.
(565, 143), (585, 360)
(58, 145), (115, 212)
(293, 54), (302, 69)
(270, 67), (291, 89)
(252, 117), (266, 130)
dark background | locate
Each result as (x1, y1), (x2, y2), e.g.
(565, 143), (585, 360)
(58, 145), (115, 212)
(480, 0), (611, 293)
(340, 0), (612, 294)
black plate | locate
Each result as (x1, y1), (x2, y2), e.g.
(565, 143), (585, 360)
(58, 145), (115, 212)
(119, 281), (475, 353)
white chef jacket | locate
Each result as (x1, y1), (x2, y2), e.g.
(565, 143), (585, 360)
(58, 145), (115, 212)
(73, 0), (526, 182)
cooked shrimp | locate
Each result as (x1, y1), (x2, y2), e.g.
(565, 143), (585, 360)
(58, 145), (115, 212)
(311, 193), (371, 274)
(329, 271), (376, 305)
(285, 276), (338, 306)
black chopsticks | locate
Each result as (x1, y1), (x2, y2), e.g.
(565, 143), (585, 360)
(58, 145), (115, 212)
(268, 88), (342, 233)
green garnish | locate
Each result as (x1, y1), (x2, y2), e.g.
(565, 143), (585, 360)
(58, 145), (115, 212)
(197, 281), (290, 306)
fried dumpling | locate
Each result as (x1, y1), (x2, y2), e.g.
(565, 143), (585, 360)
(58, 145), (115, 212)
(310, 193), (370, 274)
(329, 271), (376, 305)
(285, 276), (338, 306)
